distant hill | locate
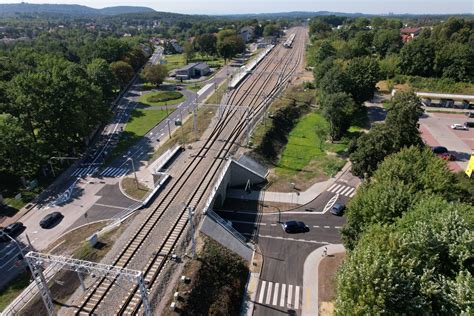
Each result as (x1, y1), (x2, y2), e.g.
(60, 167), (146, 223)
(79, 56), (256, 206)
(219, 11), (368, 19)
(0, 3), (156, 16)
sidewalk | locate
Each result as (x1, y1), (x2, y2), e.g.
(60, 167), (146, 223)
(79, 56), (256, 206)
(227, 163), (352, 205)
(302, 244), (345, 316)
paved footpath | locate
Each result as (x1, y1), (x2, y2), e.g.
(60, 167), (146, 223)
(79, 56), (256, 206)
(302, 244), (345, 316)
(228, 163), (354, 205)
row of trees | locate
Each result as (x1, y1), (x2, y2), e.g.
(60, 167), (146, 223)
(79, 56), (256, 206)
(182, 28), (246, 64)
(0, 34), (150, 188)
(309, 16), (473, 82)
(336, 146), (473, 314)
(313, 43), (381, 141)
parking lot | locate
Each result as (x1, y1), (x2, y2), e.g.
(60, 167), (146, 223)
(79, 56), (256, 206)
(419, 111), (474, 171)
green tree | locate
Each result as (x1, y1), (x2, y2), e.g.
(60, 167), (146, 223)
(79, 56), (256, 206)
(384, 91), (423, 149)
(110, 60), (134, 89)
(263, 24), (279, 37)
(141, 64), (168, 86)
(379, 54), (400, 79)
(320, 92), (356, 141)
(86, 58), (116, 101)
(346, 56), (381, 104)
(336, 197), (473, 315)
(123, 45), (147, 72)
(399, 38), (435, 77)
(0, 115), (40, 177)
(217, 35), (245, 64)
(319, 64), (350, 95)
(344, 146), (456, 248)
(313, 57), (335, 87)
(183, 41), (195, 64)
(434, 42), (473, 82)
(372, 29), (403, 57)
(196, 33), (217, 56)
(314, 41), (336, 64)
(349, 91), (422, 177)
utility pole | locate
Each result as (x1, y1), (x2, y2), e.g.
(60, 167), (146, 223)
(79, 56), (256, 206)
(127, 158), (138, 188)
(193, 101), (198, 140)
(167, 119), (172, 138)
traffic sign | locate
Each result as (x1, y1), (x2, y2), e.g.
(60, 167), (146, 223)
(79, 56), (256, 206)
(465, 153), (474, 178)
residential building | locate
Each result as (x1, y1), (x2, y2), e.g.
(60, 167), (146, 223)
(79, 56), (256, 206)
(400, 27), (421, 42)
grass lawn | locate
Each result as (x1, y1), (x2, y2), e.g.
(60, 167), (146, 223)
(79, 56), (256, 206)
(0, 272), (30, 312)
(138, 91), (186, 107)
(164, 54), (186, 71)
(164, 53), (225, 72)
(111, 108), (168, 158)
(274, 112), (347, 181)
(149, 81), (226, 162)
(187, 83), (204, 92)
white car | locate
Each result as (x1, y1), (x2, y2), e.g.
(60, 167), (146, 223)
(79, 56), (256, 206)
(451, 123), (468, 130)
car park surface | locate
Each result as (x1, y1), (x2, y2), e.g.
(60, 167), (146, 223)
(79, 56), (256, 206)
(420, 112), (474, 171)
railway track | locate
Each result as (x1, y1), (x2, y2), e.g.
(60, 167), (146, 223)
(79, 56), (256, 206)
(74, 27), (307, 315)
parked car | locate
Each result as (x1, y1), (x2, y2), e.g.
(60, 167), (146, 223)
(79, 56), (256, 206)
(431, 146), (448, 154)
(465, 112), (474, 118)
(438, 153), (456, 161)
(283, 221), (309, 233)
(330, 203), (345, 216)
(451, 123), (468, 130)
(0, 222), (25, 241)
(464, 122), (474, 128)
(40, 212), (63, 229)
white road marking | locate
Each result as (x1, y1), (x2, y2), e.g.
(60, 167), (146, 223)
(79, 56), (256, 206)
(273, 283), (279, 306)
(329, 184), (341, 192)
(257, 235), (331, 245)
(327, 183), (338, 191)
(335, 185), (346, 194)
(287, 284), (293, 308)
(266, 282), (273, 304)
(345, 187), (355, 196)
(340, 186), (352, 196)
(258, 281), (266, 303)
(280, 284), (286, 307)
(294, 285), (300, 309)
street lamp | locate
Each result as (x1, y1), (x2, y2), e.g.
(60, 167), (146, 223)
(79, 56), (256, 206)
(127, 158), (138, 188)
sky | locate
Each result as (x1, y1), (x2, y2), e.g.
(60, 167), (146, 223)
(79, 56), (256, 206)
(0, 0), (473, 15)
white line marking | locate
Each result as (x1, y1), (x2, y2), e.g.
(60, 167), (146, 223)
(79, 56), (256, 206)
(324, 226), (330, 229)
(273, 283), (279, 306)
(335, 185), (346, 194)
(280, 284), (286, 307)
(287, 284), (293, 308)
(327, 183), (338, 191)
(258, 235), (330, 244)
(329, 184), (341, 192)
(313, 225), (320, 228)
(346, 187), (355, 196)
(266, 282), (273, 304)
(258, 281), (266, 303)
(294, 286), (300, 309)
(340, 186), (352, 196)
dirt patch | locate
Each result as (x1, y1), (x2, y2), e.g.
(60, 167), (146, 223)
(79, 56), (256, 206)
(45, 221), (108, 255)
(319, 252), (345, 305)
(19, 223), (128, 315)
(121, 177), (150, 200)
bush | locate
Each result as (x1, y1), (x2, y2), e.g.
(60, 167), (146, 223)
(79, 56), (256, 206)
(145, 91), (182, 103)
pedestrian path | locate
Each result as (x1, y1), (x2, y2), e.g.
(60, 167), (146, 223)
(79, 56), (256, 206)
(255, 280), (303, 311)
(326, 183), (355, 197)
(70, 166), (99, 177)
(99, 167), (129, 178)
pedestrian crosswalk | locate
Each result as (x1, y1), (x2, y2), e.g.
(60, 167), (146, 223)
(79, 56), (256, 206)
(99, 167), (129, 178)
(71, 166), (99, 177)
(70, 166), (129, 178)
(327, 183), (356, 197)
(255, 280), (302, 310)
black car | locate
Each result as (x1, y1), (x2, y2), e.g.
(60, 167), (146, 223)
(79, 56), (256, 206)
(283, 221), (309, 233)
(330, 203), (345, 216)
(431, 146), (448, 154)
(0, 222), (25, 241)
(40, 212), (63, 229)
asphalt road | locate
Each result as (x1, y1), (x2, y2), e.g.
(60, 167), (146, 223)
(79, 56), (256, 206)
(216, 181), (354, 316)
